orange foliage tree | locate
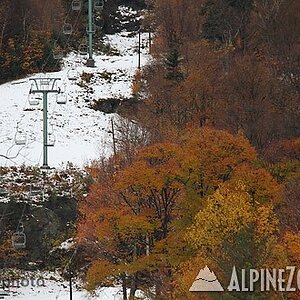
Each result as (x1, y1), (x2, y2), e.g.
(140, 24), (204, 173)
(76, 127), (284, 299)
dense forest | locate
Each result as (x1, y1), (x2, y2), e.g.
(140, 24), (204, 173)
(0, 0), (145, 82)
(0, 0), (65, 80)
(79, 0), (300, 299)
(0, 0), (300, 299)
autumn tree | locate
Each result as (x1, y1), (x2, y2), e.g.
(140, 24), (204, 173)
(137, 0), (299, 152)
(215, 54), (294, 151)
(76, 1), (299, 298)
(179, 178), (280, 300)
(201, 0), (253, 49)
(0, 0), (65, 81)
(250, 0), (300, 94)
(78, 127), (270, 299)
(150, 0), (203, 50)
(79, 143), (186, 298)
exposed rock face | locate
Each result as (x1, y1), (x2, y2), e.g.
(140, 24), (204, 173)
(90, 98), (121, 113)
(0, 195), (77, 269)
(0, 166), (87, 270)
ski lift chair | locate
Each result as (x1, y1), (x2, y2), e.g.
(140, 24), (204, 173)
(28, 95), (41, 106)
(0, 188), (8, 197)
(12, 224), (26, 249)
(15, 132), (26, 145)
(47, 133), (56, 147)
(78, 43), (88, 55)
(72, 0), (81, 11)
(94, 0), (104, 10)
(53, 48), (64, 60)
(30, 186), (41, 196)
(67, 68), (79, 81)
(56, 94), (67, 105)
(63, 23), (73, 35)
(53, 41), (64, 59)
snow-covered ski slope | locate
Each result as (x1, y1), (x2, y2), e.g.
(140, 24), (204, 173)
(0, 6), (150, 298)
(0, 31), (149, 168)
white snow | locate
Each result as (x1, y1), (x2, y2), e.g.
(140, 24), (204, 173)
(1, 271), (146, 299)
(0, 6), (151, 299)
(0, 32), (149, 168)
(118, 5), (138, 18)
(58, 238), (75, 250)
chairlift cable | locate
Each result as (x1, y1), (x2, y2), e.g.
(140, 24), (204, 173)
(16, 202), (26, 232)
(0, 202), (10, 235)
(5, 2), (82, 162)
(38, 148), (43, 165)
(41, 0), (80, 73)
(8, 94), (30, 155)
(2, 146), (25, 163)
(18, 152), (37, 164)
(25, 4), (82, 161)
(52, 8), (83, 71)
(56, 239), (81, 300)
(6, 128), (23, 157)
(45, 5), (82, 72)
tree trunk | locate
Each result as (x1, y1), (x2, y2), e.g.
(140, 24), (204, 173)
(0, 21), (7, 51)
(146, 234), (150, 256)
(122, 275), (128, 300)
(129, 245), (138, 299)
(155, 274), (162, 299)
(129, 275), (137, 300)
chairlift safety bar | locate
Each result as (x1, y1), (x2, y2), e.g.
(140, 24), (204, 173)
(29, 78), (61, 94)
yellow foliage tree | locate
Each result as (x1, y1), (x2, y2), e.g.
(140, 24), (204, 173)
(78, 127), (285, 299)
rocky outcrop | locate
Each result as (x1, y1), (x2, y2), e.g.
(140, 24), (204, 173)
(0, 166), (87, 270)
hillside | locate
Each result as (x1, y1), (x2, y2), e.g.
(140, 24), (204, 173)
(0, 0), (299, 300)
(0, 7), (149, 167)
(0, 3), (150, 299)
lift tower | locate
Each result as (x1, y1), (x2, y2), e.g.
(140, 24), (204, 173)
(29, 78), (61, 168)
(86, 0), (95, 67)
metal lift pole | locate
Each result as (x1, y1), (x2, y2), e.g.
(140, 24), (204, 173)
(69, 273), (73, 300)
(138, 29), (141, 69)
(87, 0), (95, 67)
(29, 78), (61, 169)
(42, 92), (48, 167)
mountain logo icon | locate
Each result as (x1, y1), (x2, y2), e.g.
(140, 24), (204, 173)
(189, 266), (224, 292)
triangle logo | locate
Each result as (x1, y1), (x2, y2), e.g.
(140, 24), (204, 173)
(189, 266), (224, 292)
